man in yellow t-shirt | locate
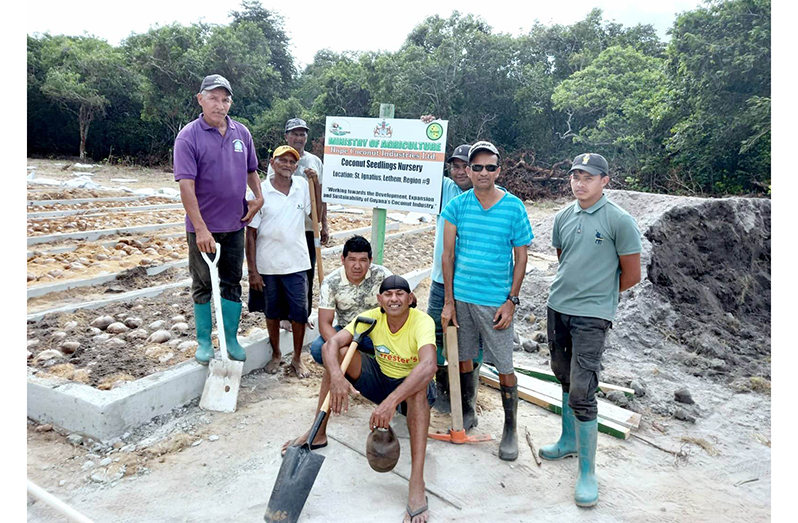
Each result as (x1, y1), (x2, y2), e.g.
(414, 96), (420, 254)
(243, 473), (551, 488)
(281, 275), (437, 523)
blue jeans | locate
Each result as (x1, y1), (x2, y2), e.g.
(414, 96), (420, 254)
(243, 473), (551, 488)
(310, 325), (375, 364)
(427, 281), (483, 366)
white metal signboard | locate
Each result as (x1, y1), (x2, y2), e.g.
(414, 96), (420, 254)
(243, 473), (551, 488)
(322, 116), (449, 213)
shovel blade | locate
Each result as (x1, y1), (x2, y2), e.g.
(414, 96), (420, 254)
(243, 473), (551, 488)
(264, 446), (326, 523)
(199, 359), (244, 413)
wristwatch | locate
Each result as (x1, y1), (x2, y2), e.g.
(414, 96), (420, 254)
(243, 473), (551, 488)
(507, 295), (520, 306)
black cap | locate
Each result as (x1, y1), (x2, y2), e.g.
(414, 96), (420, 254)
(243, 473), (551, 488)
(379, 275), (411, 294)
(200, 74), (232, 96)
(468, 141), (500, 161)
(447, 144), (471, 163)
(568, 153), (609, 177)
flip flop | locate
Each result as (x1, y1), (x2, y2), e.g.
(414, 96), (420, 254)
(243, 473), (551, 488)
(280, 438), (328, 458)
(406, 496), (429, 522)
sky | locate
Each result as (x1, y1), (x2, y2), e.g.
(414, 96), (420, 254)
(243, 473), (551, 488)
(26, 0), (705, 68)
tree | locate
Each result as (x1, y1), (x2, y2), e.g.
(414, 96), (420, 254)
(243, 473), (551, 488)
(229, 1), (295, 92)
(664, 0), (771, 194)
(36, 35), (132, 159)
(551, 46), (670, 183)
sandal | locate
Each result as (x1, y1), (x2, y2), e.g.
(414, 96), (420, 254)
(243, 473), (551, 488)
(406, 496), (429, 521)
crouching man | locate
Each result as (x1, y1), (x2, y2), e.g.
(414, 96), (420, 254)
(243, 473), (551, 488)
(540, 153), (641, 507)
(282, 275), (437, 523)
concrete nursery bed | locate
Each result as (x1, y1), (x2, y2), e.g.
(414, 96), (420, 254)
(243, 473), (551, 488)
(26, 267), (431, 442)
(27, 327), (314, 442)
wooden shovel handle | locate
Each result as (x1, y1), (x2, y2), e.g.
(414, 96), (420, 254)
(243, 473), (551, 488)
(308, 177), (324, 285)
(319, 339), (360, 414)
(446, 326), (465, 431)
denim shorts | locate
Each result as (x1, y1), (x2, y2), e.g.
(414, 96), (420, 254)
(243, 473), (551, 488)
(248, 272), (308, 323)
(347, 355), (436, 414)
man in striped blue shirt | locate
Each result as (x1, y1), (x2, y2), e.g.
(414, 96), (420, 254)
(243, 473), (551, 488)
(440, 141), (533, 461)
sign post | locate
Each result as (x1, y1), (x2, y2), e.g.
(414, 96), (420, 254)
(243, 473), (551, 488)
(371, 104), (394, 264)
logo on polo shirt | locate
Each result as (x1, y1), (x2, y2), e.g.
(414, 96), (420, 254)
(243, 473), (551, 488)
(375, 345), (390, 355)
(232, 139), (244, 153)
(595, 230), (604, 245)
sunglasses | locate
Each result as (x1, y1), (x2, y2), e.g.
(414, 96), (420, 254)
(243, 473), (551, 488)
(469, 164), (499, 172)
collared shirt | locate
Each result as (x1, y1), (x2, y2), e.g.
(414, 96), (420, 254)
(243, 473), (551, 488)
(440, 188), (533, 307)
(268, 150), (324, 231)
(173, 114), (258, 233)
(547, 194), (642, 322)
(344, 307), (435, 379)
(248, 176), (311, 275)
(431, 177), (464, 284)
(318, 264), (393, 326)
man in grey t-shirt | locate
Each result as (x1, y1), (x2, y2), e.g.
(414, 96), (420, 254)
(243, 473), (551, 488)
(541, 153), (641, 508)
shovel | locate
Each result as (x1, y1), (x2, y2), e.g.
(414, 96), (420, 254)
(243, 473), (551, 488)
(198, 243), (244, 413)
(264, 315), (378, 523)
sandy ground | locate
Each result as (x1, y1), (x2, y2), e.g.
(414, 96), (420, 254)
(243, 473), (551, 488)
(26, 349), (770, 522)
(25, 164), (771, 521)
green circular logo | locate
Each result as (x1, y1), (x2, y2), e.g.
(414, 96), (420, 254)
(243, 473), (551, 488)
(426, 123), (443, 141)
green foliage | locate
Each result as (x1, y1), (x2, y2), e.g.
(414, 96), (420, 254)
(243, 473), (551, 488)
(26, 1), (770, 196)
(552, 46), (670, 184)
(31, 34), (139, 159)
(663, 0), (771, 194)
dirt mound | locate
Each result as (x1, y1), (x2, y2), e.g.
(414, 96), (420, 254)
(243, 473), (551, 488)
(646, 198), (771, 376)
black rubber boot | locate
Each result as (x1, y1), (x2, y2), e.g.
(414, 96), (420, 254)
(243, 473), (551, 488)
(460, 367), (480, 430)
(433, 365), (451, 414)
(499, 383), (518, 461)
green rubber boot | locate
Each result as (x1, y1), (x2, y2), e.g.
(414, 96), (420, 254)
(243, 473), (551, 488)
(220, 298), (246, 362)
(539, 392), (578, 460)
(460, 367), (480, 430)
(193, 302), (214, 365)
(574, 418), (599, 507)
(498, 383), (518, 461)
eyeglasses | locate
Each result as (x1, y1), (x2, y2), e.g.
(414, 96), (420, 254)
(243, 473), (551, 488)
(469, 164), (499, 172)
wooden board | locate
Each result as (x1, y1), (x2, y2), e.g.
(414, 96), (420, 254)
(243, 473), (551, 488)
(512, 371), (641, 430)
(514, 364), (636, 398)
(479, 369), (632, 440)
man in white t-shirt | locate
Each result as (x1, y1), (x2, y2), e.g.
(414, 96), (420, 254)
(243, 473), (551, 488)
(247, 145), (315, 379)
(267, 118), (328, 331)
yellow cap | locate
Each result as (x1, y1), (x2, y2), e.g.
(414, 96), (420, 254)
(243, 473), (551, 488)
(273, 145), (300, 161)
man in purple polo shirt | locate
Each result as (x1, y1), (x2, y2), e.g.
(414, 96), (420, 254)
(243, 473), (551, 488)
(174, 74), (264, 365)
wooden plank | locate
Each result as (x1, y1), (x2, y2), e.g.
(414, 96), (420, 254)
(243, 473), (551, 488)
(478, 371), (630, 440)
(508, 369), (641, 430)
(514, 364), (636, 398)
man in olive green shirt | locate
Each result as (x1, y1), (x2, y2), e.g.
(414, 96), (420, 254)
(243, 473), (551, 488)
(540, 153), (641, 508)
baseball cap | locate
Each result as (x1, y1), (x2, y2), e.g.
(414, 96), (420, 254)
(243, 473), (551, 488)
(199, 74), (232, 96)
(447, 144), (471, 163)
(379, 275), (411, 294)
(285, 118), (309, 133)
(272, 145), (300, 161)
(568, 153), (609, 177)
(468, 141), (500, 161)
